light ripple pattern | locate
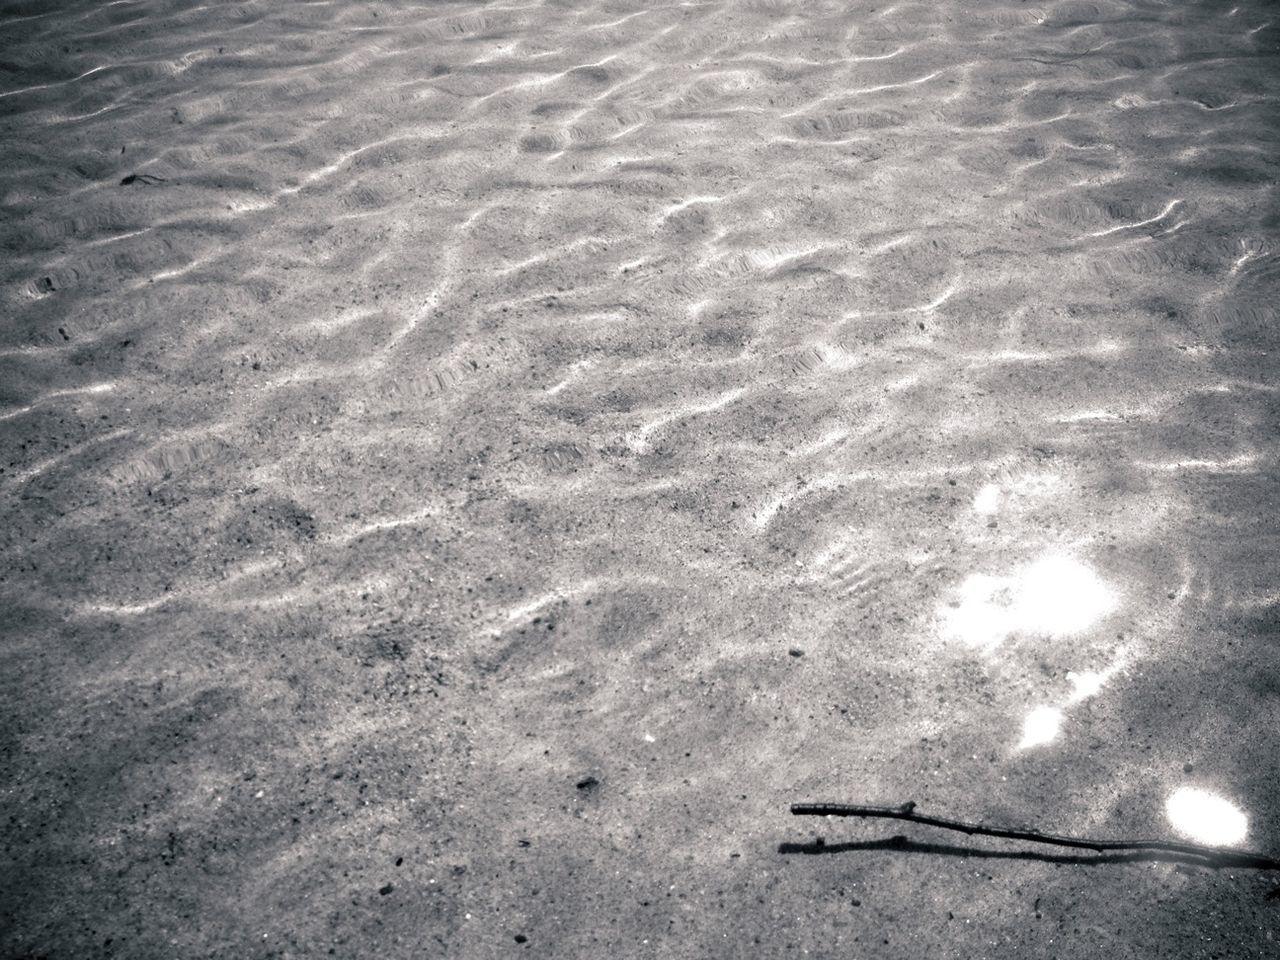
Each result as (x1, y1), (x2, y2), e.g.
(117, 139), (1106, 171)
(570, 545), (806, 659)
(2, 0), (1279, 957)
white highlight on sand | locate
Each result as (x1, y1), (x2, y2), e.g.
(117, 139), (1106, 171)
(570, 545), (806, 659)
(278, 135), (415, 197)
(1065, 667), (1109, 703)
(660, 195), (723, 220)
(1138, 452), (1258, 473)
(625, 386), (746, 452)
(83, 596), (174, 616)
(866, 233), (914, 256)
(88, 227), (152, 247)
(495, 236), (600, 276)
(1059, 409), (1123, 423)
(781, 69), (943, 119)
(1165, 788), (1248, 846)
(842, 274), (962, 320)
(1229, 238), (1267, 275)
(917, 280), (959, 313)
(304, 306), (382, 335)
(504, 580), (599, 623)
(791, 426), (850, 459)
(973, 483), (1001, 515)
(470, 54), (619, 107)
(851, 69), (942, 97)
(588, 9), (650, 30)
(545, 359), (596, 395)
(752, 470), (871, 530)
(384, 205), (493, 352)
(331, 507), (438, 542)
(1085, 199), (1182, 238)
(1, 49), (213, 100)
(848, 46), (906, 63)
(1014, 651), (1130, 751)
(148, 259), (205, 284)
(11, 427), (131, 485)
(1225, 588), (1280, 612)
(941, 553), (1118, 649)
(811, 535), (864, 569)
(965, 337), (1125, 370)
(1017, 706), (1064, 750)
(1, 381), (117, 421)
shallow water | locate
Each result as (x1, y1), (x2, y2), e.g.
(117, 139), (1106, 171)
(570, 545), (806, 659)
(3, 0), (1279, 955)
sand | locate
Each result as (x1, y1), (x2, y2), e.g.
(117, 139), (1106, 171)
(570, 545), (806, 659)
(2, 0), (1279, 955)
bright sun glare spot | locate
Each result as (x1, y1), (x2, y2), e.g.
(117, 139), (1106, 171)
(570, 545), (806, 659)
(1016, 555), (1117, 635)
(1165, 787), (1248, 846)
(973, 484), (1001, 514)
(1066, 670), (1105, 701)
(941, 553), (1118, 649)
(1065, 657), (1128, 704)
(1017, 706), (1063, 750)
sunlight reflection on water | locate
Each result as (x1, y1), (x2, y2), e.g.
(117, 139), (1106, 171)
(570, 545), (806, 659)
(941, 553), (1118, 650)
(1166, 787), (1248, 846)
(1016, 705), (1064, 750)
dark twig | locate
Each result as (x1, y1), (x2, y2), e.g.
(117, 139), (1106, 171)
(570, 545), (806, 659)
(790, 802), (1280, 870)
(120, 173), (167, 186)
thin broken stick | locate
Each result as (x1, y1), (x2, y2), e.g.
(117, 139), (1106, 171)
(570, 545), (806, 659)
(790, 802), (1280, 869)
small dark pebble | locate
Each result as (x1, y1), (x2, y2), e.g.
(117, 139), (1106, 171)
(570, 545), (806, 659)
(514, 935), (528, 944)
(379, 883), (393, 896)
(851, 898), (861, 907)
(576, 776), (599, 791)
(395, 856), (403, 866)
(1183, 762), (1193, 773)
(517, 839), (531, 847)
(788, 648), (804, 658)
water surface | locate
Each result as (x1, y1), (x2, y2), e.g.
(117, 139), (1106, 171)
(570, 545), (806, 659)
(2, 0), (1279, 955)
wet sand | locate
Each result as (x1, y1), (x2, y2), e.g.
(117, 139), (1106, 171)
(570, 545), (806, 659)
(2, 0), (1279, 955)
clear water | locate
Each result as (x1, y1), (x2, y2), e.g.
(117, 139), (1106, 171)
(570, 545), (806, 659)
(3, 0), (1278, 954)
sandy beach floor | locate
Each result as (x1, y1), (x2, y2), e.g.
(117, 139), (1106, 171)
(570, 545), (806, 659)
(2, 0), (1279, 955)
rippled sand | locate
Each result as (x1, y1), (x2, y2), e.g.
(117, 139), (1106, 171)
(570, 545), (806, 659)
(3, 0), (1279, 955)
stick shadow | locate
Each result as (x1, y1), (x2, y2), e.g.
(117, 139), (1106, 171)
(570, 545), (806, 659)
(778, 835), (1280, 871)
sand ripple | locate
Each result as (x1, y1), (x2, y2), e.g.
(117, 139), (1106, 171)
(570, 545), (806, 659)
(3, 0), (1279, 955)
